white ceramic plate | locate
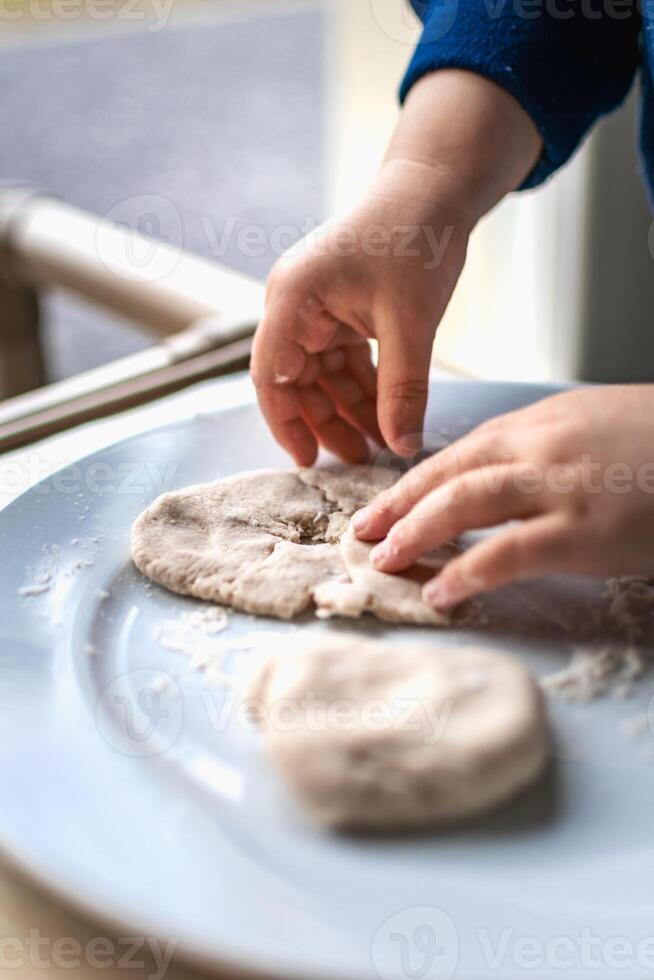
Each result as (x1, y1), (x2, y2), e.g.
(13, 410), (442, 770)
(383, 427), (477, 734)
(2, 378), (654, 980)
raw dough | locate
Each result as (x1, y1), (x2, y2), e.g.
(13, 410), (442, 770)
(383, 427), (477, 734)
(314, 524), (450, 625)
(250, 635), (549, 831)
(131, 466), (448, 624)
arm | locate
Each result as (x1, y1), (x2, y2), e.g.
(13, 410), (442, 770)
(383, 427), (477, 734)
(251, 69), (541, 464)
(383, 68), (542, 220)
(402, 0), (641, 187)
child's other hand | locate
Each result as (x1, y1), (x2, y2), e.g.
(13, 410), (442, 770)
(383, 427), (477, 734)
(353, 386), (654, 606)
(250, 161), (471, 465)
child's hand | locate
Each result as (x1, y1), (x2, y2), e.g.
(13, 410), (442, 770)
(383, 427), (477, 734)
(353, 386), (654, 606)
(251, 163), (471, 465)
(251, 70), (542, 466)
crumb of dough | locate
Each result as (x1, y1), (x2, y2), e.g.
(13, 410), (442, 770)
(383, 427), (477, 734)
(155, 607), (289, 688)
(18, 582), (51, 597)
(542, 645), (648, 701)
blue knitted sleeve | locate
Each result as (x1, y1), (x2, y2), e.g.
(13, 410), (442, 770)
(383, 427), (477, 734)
(400, 0), (641, 188)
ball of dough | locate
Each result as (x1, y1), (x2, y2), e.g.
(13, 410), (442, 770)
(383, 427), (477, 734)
(249, 636), (549, 831)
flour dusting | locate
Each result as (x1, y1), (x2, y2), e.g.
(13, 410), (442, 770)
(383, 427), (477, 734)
(155, 602), (297, 688)
(542, 577), (654, 701)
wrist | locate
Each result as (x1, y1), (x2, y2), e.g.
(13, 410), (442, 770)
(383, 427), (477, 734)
(368, 157), (479, 240)
(382, 69), (543, 224)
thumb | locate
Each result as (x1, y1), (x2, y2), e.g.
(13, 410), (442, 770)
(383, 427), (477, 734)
(376, 312), (434, 455)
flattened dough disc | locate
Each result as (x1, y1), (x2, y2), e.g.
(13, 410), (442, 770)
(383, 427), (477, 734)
(250, 635), (549, 831)
(131, 466), (448, 624)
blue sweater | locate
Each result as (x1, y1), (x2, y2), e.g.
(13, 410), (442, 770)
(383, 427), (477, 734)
(401, 0), (648, 199)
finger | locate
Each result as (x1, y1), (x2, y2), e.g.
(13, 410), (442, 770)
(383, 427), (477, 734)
(353, 426), (514, 541)
(368, 465), (543, 572)
(375, 311), (433, 455)
(252, 277), (367, 465)
(295, 353), (321, 388)
(321, 322), (365, 351)
(318, 351), (383, 445)
(251, 311), (320, 464)
(298, 385), (369, 463)
(422, 512), (578, 608)
(295, 302), (358, 354)
(294, 296), (341, 353)
(344, 342), (378, 401)
(255, 381), (319, 466)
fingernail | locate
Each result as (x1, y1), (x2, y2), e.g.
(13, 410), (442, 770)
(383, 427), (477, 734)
(423, 579), (454, 608)
(370, 540), (391, 567)
(395, 432), (423, 455)
(352, 508), (370, 533)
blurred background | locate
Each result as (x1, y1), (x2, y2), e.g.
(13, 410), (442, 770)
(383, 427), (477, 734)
(1, 0), (653, 390)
